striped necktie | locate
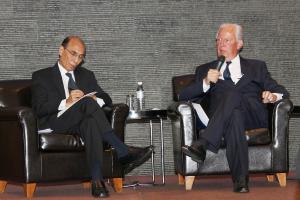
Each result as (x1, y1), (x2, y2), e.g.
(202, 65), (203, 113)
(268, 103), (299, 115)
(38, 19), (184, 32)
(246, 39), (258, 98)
(223, 61), (232, 80)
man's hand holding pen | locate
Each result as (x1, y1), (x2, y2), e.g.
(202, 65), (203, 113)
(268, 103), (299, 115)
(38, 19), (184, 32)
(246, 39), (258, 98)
(66, 89), (84, 107)
(66, 90), (98, 107)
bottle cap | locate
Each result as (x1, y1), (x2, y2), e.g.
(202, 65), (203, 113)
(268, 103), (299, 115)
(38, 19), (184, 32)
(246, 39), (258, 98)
(137, 81), (143, 85)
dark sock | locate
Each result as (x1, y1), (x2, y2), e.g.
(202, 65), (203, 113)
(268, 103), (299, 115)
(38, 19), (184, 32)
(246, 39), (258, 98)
(102, 130), (128, 158)
(91, 161), (103, 181)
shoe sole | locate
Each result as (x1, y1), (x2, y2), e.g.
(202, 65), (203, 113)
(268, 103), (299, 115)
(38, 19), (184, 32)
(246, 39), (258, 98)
(92, 189), (109, 198)
(233, 188), (249, 193)
(92, 193), (110, 198)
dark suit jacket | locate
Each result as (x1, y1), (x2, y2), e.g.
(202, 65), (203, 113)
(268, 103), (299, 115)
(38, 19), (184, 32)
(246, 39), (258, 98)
(31, 63), (112, 129)
(179, 57), (289, 129)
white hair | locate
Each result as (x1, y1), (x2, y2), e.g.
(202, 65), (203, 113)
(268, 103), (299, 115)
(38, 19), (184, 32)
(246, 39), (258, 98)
(216, 23), (243, 41)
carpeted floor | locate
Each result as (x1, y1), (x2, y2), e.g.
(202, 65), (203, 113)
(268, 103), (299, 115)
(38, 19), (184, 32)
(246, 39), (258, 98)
(1, 175), (299, 200)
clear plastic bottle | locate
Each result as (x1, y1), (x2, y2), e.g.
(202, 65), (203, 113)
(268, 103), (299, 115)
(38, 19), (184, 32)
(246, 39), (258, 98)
(136, 81), (145, 111)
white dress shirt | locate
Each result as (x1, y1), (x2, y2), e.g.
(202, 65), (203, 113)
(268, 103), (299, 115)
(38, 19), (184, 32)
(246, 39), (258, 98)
(202, 55), (282, 101)
(38, 63), (106, 134)
(57, 62), (105, 112)
(219, 55), (243, 84)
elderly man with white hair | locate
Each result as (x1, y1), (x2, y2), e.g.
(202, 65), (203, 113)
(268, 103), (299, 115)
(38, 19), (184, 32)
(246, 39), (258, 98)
(180, 23), (289, 193)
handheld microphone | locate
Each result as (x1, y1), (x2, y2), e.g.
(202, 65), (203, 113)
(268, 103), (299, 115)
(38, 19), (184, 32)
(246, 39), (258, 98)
(216, 55), (225, 71)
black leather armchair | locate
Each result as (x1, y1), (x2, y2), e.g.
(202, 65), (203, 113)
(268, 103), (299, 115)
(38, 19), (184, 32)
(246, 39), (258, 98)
(0, 79), (129, 198)
(167, 74), (293, 190)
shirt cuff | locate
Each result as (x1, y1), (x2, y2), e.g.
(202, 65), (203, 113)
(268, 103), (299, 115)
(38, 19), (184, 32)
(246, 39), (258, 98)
(96, 98), (105, 107)
(203, 79), (210, 92)
(58, 99), (67, 111)
(273, 93), (283, 102)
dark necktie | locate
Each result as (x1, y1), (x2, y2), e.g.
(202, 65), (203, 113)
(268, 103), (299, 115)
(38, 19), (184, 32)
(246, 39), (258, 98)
(223, 61), (232, 80)
(65, 72), (78, 92)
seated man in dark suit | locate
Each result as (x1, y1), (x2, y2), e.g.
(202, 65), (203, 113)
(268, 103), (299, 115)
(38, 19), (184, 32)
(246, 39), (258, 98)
(31, 36), (152, 198)
(180, 23), (289, 193)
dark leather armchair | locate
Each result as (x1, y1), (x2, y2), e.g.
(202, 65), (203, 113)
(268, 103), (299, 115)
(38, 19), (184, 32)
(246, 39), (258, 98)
(167, 74), (293, 190)
(0, 79), (129, 198)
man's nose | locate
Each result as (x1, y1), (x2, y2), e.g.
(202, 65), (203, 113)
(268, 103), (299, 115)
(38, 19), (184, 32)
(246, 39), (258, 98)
(72, 55), (82, 63)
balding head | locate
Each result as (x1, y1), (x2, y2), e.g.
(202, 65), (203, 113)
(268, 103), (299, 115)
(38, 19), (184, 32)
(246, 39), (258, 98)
(58, 36), (86, 71)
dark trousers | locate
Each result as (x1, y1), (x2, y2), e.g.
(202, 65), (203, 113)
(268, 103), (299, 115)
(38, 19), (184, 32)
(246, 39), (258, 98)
(50, 97), (127, 180)
(200, 89), (261, 181)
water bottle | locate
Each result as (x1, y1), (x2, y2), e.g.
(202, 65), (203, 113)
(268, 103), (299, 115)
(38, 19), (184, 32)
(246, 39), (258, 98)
(136, 81), (145, 111)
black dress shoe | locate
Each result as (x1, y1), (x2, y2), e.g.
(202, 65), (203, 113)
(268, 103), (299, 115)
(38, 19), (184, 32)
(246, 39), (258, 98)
(182, 143), (206, 164)
(119, 145), (153, 174)
(91, 180), (109, 198)
(233, 176), (249, 193)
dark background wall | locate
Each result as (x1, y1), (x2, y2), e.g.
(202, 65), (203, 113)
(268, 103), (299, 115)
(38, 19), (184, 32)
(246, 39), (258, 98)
(0, 0), (299, 176)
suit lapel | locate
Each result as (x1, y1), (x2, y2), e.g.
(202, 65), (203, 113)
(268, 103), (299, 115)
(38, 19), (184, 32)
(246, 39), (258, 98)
(51, 63), (66, 98)
(236, 57), (253, 89)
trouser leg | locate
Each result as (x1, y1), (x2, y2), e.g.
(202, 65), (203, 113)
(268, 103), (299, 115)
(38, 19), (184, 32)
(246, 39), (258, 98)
(224, 109), (249, 181)
(79, 116), (104, 180)
(202, 90), (243, 152)
(50, 97), (129, 179)
(51, 97), (128, 156)
(51, 97), (112, 133)
(102, 131), (128, 158)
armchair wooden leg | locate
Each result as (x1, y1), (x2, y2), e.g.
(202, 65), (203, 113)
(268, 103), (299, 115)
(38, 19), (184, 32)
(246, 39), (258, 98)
(178, 174), (185, 185)
(0, 180), (7, 193)
(23, 183), (36, 198)
(185, 176), (195, 190)
(276, 173), (286, 187)
(266, 175), (275, 182)
(266, 173), (286, 187)
(112, 178), (123, 193)
(82, 181), (91, 189)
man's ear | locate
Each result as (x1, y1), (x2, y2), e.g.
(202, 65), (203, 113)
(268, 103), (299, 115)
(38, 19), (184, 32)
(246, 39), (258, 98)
(237, 40), (244, 51)
(59, 46), (64, 57)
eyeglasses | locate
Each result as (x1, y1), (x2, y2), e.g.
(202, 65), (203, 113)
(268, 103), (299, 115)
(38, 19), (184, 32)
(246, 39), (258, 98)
(64, 48), (85, 61)
(215, 38), (233, 45)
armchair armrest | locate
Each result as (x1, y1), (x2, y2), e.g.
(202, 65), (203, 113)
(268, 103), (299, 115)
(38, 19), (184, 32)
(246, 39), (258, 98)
(110, 103), (129, 142)
(272, 99), (293, 144)
(271, 99), (293, 171)
(168, 101), (198, 173)
(0, 106), (41, 182)
(167, 101), (197, 147)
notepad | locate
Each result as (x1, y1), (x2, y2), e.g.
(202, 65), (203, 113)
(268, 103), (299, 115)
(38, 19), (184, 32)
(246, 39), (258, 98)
(57, 91), (97, 117)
